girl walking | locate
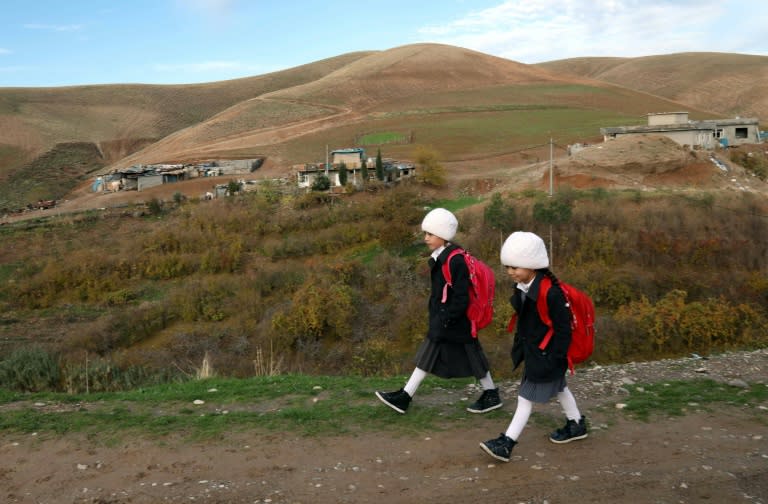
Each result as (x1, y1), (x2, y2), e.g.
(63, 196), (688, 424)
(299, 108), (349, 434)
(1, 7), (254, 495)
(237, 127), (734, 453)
(480, 231), (587, 462)
(375, 208), (502, 414)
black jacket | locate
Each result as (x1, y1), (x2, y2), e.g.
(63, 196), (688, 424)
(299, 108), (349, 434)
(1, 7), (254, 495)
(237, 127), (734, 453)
(427, 245), (473, 344)
(510, 272), (571, 382)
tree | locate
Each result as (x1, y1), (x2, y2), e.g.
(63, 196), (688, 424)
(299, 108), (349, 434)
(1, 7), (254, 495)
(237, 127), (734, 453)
(532, 193), (573, 225)
(484, 192), (516, 233)
(338, 162), (348, 187)
(414, 146), (446, 186)
(311, 174), (331, 192)
(375, 149), (384, 181)
(227, 179), (241, 196)
(360, 159), (368, 185)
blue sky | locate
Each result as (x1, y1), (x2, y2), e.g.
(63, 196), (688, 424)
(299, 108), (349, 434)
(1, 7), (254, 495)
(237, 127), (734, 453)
(1, 0), (766, 88)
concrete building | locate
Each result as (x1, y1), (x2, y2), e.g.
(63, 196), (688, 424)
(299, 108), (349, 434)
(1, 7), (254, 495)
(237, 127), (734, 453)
(601, 112), (761, 149)
(296, 160), (416, 190)
(330, 148), (366, 168)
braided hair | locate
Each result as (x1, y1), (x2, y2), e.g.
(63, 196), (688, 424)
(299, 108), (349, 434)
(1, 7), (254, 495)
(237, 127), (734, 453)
(540, 268), (562, 287)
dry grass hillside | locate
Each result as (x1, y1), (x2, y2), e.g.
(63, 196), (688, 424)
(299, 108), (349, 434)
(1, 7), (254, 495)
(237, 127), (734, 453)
(1, 45), (766, 211)
(537, 52), (768, 120)
(0, 52), (371, 173)
(107, 43), (580, 171)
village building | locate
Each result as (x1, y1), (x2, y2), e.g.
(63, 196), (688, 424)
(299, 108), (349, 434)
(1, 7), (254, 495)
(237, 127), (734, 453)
(91, 158), (264, 193)
(330, 148), (365, 168)
(600, 112), (762, 149)
(296, 154), (416, 190)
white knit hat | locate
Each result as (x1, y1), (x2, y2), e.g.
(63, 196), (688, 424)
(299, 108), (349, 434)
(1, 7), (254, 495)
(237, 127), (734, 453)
(421, 208), (458, 241)
(500, 231), (549, 269)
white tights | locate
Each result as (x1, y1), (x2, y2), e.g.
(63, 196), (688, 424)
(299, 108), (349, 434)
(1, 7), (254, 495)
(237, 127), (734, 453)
(504, 387), (581, 441)
(403, 368), (496, 397)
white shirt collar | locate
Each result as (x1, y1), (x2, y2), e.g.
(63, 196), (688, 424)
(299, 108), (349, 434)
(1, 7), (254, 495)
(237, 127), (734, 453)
(517, 277), (535, 294)
(431, 245), (446, 260)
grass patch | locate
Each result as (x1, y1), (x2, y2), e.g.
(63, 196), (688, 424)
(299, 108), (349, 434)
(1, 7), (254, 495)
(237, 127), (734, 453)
(2, 375), (765, 441)
(622, 379), (768, 421)
(430, 196), (483, 212)
(0, 374), (479, 439)
(351, 243), (384, 264)
(358, 131), (409, 145)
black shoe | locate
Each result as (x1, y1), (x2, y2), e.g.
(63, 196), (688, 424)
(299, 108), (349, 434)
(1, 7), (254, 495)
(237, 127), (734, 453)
(467, 388), (502, 413)
(549, 416), (588, 444)
(479, 433), (517, 462)
(375, 388), (412, 414)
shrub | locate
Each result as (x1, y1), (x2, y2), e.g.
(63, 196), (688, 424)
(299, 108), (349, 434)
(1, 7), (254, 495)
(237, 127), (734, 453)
(0, 347), (60, 392)
(147, 197), (163, 215)
(614, 290), (768, 357)
(61, 355), (181, 393)
(312, 174), (331, 192)
(350, 337), (401, 376)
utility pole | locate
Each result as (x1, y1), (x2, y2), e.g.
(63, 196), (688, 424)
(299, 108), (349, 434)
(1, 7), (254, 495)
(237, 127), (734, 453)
(325, 144), (329, 177)
(549, 136), (554, 267)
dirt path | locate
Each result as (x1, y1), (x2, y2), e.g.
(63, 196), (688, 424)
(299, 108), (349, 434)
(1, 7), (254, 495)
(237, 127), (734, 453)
(2, 350), (766, 504)
(2, 410), (765, 504)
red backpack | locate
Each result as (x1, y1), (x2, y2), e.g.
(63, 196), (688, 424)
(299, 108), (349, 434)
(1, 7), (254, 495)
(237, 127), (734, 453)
(441, 248), (495, 338)
(508, 276), (595, 373)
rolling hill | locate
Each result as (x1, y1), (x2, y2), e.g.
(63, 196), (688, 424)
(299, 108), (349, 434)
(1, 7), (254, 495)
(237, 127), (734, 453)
(537, 52), (768, 120)
(1, 45), (765, 211)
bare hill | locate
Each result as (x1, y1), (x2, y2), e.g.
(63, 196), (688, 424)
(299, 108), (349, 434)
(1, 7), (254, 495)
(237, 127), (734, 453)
(2, 45), (766, 211)
(107, 44), (568, 170)
(537, 52), (768, 121)
(0, 51), (372, 171)
(110, 44), (704, 175)
(264, 43), (561, 107)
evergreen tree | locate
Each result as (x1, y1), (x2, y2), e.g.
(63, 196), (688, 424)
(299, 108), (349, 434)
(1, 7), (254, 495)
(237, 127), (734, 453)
(338, 162), (348, 186)
(375, 149), (384, 181)
(360, 159), (368, 185)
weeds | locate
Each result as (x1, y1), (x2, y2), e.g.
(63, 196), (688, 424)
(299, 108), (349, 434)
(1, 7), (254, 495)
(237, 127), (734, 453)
(622, 379), (768, 421)
(0, 186), (766, 386)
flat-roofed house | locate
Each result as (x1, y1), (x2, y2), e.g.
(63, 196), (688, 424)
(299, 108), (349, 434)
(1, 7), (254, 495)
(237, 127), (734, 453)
(601, 112), (761, 149)
(331, 148), (365, 168)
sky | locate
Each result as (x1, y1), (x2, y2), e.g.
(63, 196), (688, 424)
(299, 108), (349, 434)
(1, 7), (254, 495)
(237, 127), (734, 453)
(1, 0), (766, 88)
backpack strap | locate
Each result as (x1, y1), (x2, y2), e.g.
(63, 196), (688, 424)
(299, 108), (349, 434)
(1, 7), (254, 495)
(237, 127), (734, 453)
(506, 276), (551, 334)
(506, 276), (556, 343)
(536, 276), (555, 351)
(440, 248), (465, 303)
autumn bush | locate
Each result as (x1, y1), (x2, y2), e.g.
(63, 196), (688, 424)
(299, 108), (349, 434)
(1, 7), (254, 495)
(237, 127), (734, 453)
(1, 183), (767, 391)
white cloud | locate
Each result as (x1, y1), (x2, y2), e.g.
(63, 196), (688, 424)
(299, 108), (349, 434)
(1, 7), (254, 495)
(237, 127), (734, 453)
(417, 0), (766, 62)
(0, 48), (12, 55)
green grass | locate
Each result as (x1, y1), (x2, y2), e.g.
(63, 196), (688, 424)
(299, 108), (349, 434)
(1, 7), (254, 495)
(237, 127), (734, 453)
(358, 131), (409, 145)
(3, 375), (764, 442)
(431, 196), (483, 212)
(352, 243), (384, 264)
(0, 375), (481, 440)
(622, 379), (768, 421)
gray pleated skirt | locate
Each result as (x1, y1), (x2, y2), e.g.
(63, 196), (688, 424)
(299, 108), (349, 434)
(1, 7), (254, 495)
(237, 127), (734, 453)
(519, 374), (567, 403)
(414, 337), (491, 380)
